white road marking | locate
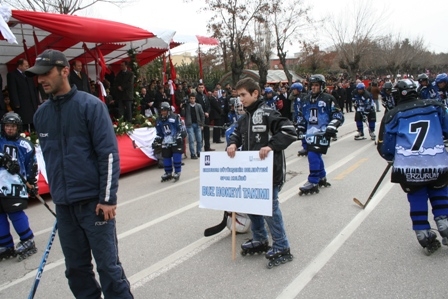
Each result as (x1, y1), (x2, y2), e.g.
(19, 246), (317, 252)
(3, 134), (379, 292)
(276, 181), (395, 299)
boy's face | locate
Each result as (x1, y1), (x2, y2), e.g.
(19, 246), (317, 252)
(237, 88), (258, 107)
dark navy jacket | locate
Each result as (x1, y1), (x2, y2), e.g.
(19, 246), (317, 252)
(33, 86), (120, 205)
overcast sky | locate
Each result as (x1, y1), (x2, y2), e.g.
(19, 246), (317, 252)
(88, 0), (447, 55)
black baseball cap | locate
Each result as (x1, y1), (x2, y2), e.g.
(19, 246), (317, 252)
(25, 49), (69, 76)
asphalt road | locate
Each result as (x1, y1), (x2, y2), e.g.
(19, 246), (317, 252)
(1, 114), (447, 299)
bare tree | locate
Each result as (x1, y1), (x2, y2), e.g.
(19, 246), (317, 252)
(250, 21), (272, 89)
(324, 1), (387, 78)
(3, 0), (128, 14)
(270, 0), (313, 85)
(204, 0), (270, 86)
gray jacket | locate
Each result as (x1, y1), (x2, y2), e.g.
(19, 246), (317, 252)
(181, 103), (205, 127)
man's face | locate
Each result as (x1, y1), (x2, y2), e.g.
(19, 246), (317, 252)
(38, 66), (67, 96)
(18, 60), (29, 72)
(73, 61), (82, 72)
(189, 96), (196, 104)
(281, 87), (286, 93)
(4, 123), (17, 138)
(311, 83), (321, 94)
(420, 80), (428, 86)
(292, 89), (299, 95)
(237, 88), (258, 107)
(161, 109), (169, 118)
(357, 88), (364, 95)
(437, 81), (446, 90)
(141, 88), (146, 95)
(198, 85), (205, 94)
(120, 63), (127, 71)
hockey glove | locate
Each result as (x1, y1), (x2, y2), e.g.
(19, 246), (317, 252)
(176, 134), (183, 145)
(325, 119), (340, 138)
(27, 182), (39, 199)
(295, 125), (306, 139)
(5, 159), (20, 175)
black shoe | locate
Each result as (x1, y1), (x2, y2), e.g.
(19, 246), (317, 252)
(191, 155), (198, 159)
(215, 141), (224, 144)
(205, 148), (215, 151)
(198, 153), (200, 157)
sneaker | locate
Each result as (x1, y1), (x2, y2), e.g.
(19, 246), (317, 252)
(191, 155), (198, 159)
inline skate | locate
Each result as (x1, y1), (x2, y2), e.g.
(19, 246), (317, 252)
(240, 239), (270, 256)
(299, 181), (319, 196)
(161, 172), (172, 182)
(16, 239), (37, 262)
(265, 247), (293, 269)
(172, 172), (180, 182)
(435, 215), (448, 245)
(318, 177), (331, 188)
(354, 131), (366, 140)
(0, 247), (16, 261)
(415, 230), (441, 256)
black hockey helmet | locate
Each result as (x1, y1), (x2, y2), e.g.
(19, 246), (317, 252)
(1, 112), (22, 140)
(160, 102), (171, 120)
(417, 73), (429, 83)
(309, 74), (326, 93)
(392, 79), (417, 100)
(382, 82), (393, 92)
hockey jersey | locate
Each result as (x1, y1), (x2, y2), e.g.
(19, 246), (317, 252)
(378, 97), (448, 186)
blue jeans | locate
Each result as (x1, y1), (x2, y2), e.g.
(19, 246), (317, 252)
(247, 185), (289, 250)
(187, 123), (202, 157)
(56, 200), (133, 299)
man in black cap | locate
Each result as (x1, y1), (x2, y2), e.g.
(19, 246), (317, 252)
(27, 49), (133, 299)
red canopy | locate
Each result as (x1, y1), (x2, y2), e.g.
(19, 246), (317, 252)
(0, 10), (171, 79)
(10, 10), (155, 43)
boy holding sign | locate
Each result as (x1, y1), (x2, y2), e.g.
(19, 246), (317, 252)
(226, 78), (297, 268)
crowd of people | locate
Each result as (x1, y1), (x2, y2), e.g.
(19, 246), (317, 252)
(1, 46), (448, 292)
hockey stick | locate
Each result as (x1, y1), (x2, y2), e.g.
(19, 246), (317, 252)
(204, 211), (229, 237)
(28, 219), (57, 299)
(203, 124), (229, 129)
(17, 172), (57, 217)
(353, 162), (392, 209)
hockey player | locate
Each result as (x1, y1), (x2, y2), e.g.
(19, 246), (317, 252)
(380, 82), (396, 112)
(433, 73), (448, 106)
(227, 78), (297, 268)
(263, 87), (282, 111)
(0, 112), (38, 261)
(153, 102), (184, 182)
(377, 79), (448, 255)
(352, 83), (376, 140)
(290, 82), (308, 156)
(296, 74), (344, 195)
(417, 73), (437, 100)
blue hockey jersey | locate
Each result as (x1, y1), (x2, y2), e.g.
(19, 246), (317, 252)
(378, 97), (448, 186)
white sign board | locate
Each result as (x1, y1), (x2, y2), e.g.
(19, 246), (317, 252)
(199, 151), (273, 216)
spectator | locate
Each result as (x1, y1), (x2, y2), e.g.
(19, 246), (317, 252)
(114, 61), (134, 122)
(181, 93), (205, 159)
(196, 83), (214, 151)
(6, 58), (38, 131)
(69, 60), (92, 94)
